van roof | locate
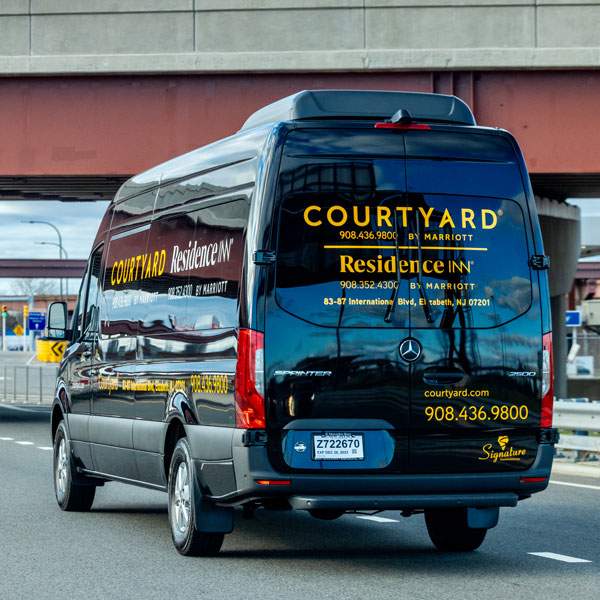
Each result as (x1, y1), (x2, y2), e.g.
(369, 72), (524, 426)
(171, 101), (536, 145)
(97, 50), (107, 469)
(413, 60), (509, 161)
(240, 90), (476, 131)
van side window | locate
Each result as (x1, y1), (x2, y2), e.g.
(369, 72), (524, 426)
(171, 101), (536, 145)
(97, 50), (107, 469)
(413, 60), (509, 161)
(83, 246), (103, 338)
(72, 269), (89, 340)
(138, 198), (249, 335)
(187, 199), (248, 331)
(99, 224), (151, 361)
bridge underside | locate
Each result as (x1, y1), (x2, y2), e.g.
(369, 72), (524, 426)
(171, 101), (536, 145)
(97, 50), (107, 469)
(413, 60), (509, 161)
(0, 70), (599, 201)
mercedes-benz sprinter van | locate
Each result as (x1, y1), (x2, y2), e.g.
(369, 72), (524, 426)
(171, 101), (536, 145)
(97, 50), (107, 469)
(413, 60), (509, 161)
(48, 90), (556, 556)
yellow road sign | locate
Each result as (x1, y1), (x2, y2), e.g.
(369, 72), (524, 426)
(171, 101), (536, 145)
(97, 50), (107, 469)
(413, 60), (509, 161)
(13, 324), (24, 336)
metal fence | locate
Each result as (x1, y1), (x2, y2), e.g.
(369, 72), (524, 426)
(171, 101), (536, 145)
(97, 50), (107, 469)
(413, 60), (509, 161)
(554, 400), (600, 452)
(0, 364), (58, 404)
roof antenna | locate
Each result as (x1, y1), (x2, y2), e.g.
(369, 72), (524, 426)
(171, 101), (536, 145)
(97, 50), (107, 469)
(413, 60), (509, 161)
(390, 109), (412, 124)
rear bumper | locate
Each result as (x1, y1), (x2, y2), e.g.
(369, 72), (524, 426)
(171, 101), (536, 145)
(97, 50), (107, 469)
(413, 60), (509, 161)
(194, 428), (555, 508)
(288, 492), (518, 511)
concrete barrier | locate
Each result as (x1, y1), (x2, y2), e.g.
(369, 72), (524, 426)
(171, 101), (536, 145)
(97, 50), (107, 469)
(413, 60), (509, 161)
(36, 339), (66, 363)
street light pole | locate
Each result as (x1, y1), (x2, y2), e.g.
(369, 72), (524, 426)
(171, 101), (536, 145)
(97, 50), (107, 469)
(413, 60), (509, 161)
(22, 220), (64, 300)
(35, 242), (70, 297)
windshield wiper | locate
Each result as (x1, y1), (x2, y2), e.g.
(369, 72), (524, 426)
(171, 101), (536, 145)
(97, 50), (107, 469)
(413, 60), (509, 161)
(414, 209), (435, 324)
(384, 211), (402, 323)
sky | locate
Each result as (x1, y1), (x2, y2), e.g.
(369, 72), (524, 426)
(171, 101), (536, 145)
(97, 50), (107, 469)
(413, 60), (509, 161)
(0, 200), (110, 296)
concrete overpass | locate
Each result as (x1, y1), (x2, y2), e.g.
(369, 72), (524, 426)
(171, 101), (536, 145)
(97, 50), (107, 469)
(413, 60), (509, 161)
(2, 0), (599, 397)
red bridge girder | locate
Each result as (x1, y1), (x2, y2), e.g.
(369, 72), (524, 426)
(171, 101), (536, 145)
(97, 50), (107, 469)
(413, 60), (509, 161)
(0, 259), (87, 278)
(1, 70), (599, 179)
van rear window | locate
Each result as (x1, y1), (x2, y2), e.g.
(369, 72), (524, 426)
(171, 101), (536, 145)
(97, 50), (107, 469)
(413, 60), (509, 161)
(275, 131), (532, 329)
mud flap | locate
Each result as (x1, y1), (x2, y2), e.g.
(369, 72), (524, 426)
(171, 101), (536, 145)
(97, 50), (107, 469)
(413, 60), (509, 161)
(467, 506), (499, 529)
(192, 471), (233, 533)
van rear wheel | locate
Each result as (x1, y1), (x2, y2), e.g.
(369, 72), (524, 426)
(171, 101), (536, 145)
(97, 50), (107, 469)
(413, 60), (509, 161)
(168, 437), (224, 556)
(425, 508), (487, 552)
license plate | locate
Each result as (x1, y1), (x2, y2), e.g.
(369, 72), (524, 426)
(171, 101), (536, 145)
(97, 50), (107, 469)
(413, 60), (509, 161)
(312, 432), (364, 461)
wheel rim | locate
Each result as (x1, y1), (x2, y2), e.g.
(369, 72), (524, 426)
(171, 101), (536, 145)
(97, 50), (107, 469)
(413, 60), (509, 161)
(55, 437), (68, 501)
(172, 461), (191, 535)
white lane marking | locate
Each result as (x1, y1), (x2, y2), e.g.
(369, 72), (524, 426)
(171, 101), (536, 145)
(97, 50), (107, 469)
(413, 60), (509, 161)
(550, 480), (600, 492)
(356, 515), (399, 523)
(529, 552), (592, 564)
(26, 353), (39, 365)
(37, 446), (52, 451)
(0, 437), (14, 441)
(0, 404), (43, 413)
(15, 441), (35, 445)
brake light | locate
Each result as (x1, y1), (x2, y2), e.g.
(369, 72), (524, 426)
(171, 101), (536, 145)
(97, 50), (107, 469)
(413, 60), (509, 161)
(256, 480), (291, 486)
(520, 477), (547, 483)
(541, 332), (553, 427)
(374, 123), (431, 130)
(235, 329), (265, 429)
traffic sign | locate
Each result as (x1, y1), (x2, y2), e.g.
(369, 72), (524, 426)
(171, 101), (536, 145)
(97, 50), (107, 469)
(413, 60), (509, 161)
(13, 324), (24, 336)
(566, 311), (581, 327)
(28, 312), (46, 331)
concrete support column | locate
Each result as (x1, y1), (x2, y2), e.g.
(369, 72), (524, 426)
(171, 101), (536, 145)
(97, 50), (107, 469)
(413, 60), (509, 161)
(536, 197), (581, 401)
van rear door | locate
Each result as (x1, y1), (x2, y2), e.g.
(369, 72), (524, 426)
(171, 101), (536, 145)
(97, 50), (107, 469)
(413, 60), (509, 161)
(403, 130), (542, 473)
(266, 128), (411, 473)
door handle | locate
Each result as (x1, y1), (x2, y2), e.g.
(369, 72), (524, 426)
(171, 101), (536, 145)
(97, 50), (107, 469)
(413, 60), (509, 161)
(422, 367), (465, 386)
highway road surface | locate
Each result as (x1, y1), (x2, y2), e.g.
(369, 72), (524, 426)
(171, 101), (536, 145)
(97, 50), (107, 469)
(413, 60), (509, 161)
(0, 404), (598, 600)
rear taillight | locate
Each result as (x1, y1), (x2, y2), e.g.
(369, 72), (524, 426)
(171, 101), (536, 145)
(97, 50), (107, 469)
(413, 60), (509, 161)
(235, 329), (265, 429)
(541, 332), (553, 427)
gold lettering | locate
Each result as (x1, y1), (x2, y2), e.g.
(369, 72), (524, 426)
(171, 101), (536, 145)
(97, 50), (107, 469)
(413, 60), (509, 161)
(340, 255), (354, 273)
(439, 209), (456, 229)
(304, 206), (322, 227)
(396, 206), (413, 227)
(327, 206), (348, 227)
(353, 206), (370, 227)
(418, 206), (434, 228)
(377, 207), (392, 227)
(462, 209), (475, 229)
(482, 209), (498, 229)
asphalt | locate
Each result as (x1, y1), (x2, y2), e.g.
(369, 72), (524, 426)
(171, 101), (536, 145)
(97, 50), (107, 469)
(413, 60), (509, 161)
(0, 405), (598, 600)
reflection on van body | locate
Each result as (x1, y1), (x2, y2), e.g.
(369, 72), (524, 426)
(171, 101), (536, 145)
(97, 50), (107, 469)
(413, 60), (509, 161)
(49, 90), (556, 556)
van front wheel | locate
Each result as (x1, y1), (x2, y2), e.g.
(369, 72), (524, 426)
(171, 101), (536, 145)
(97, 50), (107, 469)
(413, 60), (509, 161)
(425, 508), (487, 552)
(53, 421), (96, 511)
(168, 437), (224, 556)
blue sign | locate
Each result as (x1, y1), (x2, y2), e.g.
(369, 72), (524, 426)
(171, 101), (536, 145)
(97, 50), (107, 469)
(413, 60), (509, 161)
(28, 312), (46, 331)
(566, 311), (581, 327)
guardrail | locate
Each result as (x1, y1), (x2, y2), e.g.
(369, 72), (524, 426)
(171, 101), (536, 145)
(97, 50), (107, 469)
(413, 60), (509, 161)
(0, 364), (58, 404)
(554, 400), (600, 452)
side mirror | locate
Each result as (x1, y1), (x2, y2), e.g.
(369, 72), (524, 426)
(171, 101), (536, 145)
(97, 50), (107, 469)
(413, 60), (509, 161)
(46, 302), (69, 340)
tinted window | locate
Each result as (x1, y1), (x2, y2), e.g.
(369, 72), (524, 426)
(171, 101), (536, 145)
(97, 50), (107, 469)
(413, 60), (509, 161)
(136, 198), (249, 337)
(275, 129), (532, 329)
(83, 247), (103, 337)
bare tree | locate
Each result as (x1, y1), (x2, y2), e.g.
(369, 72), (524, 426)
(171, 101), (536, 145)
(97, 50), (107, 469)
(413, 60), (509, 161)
(11, 278), (57, 296)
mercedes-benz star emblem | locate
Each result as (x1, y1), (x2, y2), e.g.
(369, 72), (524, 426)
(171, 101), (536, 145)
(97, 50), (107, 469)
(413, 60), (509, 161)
(399, 338), (422, 362)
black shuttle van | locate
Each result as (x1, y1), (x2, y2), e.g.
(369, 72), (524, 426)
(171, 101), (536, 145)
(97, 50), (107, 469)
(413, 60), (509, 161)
(48, 90), (557, 556)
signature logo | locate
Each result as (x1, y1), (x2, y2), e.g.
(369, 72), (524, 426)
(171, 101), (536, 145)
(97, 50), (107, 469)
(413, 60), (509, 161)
(479, 436), (526, 463)
(399, 338), (421, 362)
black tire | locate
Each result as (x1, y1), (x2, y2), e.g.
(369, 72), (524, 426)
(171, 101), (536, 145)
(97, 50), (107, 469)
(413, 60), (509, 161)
(308, 509), (345, 521)
(168, 437), (224, 557)
(425, 508), (487, 552)
(53, 421), (96, 512)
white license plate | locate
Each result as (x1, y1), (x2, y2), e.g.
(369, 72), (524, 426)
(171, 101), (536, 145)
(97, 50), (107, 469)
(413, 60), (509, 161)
(312, 432), (364, 461)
